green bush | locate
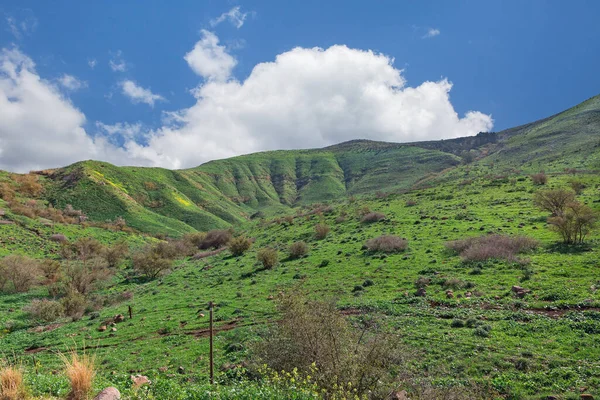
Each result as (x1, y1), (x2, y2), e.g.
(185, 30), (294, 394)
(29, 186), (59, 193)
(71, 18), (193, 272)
(257, 248), (278, 269)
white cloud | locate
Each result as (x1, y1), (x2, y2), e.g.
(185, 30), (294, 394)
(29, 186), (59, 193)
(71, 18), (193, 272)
(0, 48), (129, 172)
(0, 41), (493, 173)
(88, 58), (97, 69)
(5, 13), (38, 40)
(423, 28), (441, 39)
(59, 74), (87, 91)
(210, 6), (249, 29)
(184, 30), (237, 81)
(125, 40), (493, 169)
(109, 50), (127, 72)
(120, 80), (165, 107)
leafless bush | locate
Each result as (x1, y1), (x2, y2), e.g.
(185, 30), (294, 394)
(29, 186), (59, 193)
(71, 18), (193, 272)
(288, 241), (309, 259)
(365, 235), (408, 253)
(569, 180), (586, 195)
(14, 173), (44, 197)
(533, 188), (575, 216)
(257, 248), (278, 269)
(24, 299), (64, 322)
(61, 290), (87, 319)
(229, 236), (252, 256)
(183, 232), (207, 248)
(198, 229), (232, 249)
(62, 258), (112, 295)
(361, 212), (386, 223)
(446, 235), (539, 262)
(314, 223), (330, 240)
(61, 238), (105, 263)
(0, 255), (41, 293)
(102, 240), (129, 268)
(39, 260), (62, 285)
(530, 172), (547, 185)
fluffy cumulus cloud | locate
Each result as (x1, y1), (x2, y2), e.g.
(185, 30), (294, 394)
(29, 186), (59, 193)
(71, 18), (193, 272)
(0, 39), (493, 172)
(184, 30), (237, 81)
(120, 80), (165, 107)
(0, 48), (131, 172)
(125, 41), (493, 169)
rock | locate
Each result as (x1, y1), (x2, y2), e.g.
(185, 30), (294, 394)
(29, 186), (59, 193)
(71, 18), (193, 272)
(178, 366), (185, 374)
(511, 285), (531, 298)
(98, 325), (107, 332)
(198, 313), (205, 318)
(393, 390), (410, 400)
(581, 395), (594, 400)
(131, 375), (151, 388)
(93, 387), (121, 400)
(465, 292), (472, 298)
(159, 366), (168, 372)
(415, 288), (427, 297)
(111, 327), (117, 332)
(446, 290), (454, 299)
(113, 314), (125, 323)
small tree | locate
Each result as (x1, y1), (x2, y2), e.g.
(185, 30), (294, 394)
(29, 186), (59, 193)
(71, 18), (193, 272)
(548, 201), (597, 244)
(289, 241), (309, 259)
(133, 252), (172, 279)
(533, 189), (576, 216)
(229, 236), (252, 256)
(257, 248), (278, 269)
(314, 224), (330, 240)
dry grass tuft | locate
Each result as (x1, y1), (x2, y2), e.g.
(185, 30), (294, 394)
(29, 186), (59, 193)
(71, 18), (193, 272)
(60, 352), (95, 400)
(0, 365), (26, 400)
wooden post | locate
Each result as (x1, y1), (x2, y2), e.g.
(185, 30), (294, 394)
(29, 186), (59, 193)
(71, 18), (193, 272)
(128, 305), (132, 320)
(209, 301), (214, 385)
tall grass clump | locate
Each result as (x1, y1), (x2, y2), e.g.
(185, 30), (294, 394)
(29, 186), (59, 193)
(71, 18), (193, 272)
(365, 235), (408, 253)
(446, 235), (538, 262)
(60, 351), (95, 400)
(0, 365), (26, 400)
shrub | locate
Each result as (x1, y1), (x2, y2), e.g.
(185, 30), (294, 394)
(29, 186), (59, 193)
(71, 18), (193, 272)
(183, 232), (207, 248)
(102, 240), (129, 268)
(198, 230), (232, 250)
(229, 236), (252, 256)
(289, 241), (309, 259)
(314, 224), (330, 240)
(62, 291), (87, 319)
(446, 235), (538, 262)
(361, 212), (386, 223)
(257, 248), (278, 269)
(14, 173), (44, 197)
(548, 201), (598, 244)
(0, 365), (26, 400)
(39, 260), (62, 285)
(569, 180), (586, 194)
(365, 235), (407, 253)
(451, 319), (465, 328)
(61, 238), (105, 263)
(60, 352), (95, 400)
(530, 172), (547, 185)
(254, 292), (405, 398)
(62, 258), (112, 295)
(533, 189), (576, 216)
(24, 299), (64, 322)
(0, 255), (41, 293)
(405, 199), (417, 207)
(133, 252), (172, 279)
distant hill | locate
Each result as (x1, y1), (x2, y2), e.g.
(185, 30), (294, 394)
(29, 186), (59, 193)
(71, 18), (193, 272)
(22, 94), (600, 235)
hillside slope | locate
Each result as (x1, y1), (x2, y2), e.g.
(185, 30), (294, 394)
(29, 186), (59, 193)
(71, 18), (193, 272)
(18, 94), (600, 235)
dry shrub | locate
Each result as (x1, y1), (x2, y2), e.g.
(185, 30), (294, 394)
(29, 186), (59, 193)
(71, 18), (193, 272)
(63, 204), (84, 218)
(0, 365), (26, 400)
(446, 235), (538, 262)
(143, 181), (158, 190)
(61, 238), (105, 263)
(314, 223), (330, 240)
(533, 188), (575, 216)
(365, 235), (408, 253)
(62, 259), (112, 295)
(405, 199), (418, 206)
(288, 241), (309, 259)
(361, 212), (386, 223)
(0, 255), (41, 293)
(282, 215), (294, 225)
(229, 236), (252, 256)
(8, 204), (36, 219)
(24, 299), (64, 322)
(254, 292), (405, 398)
(133, 252), (172, 279)
(257, 248), (278, 269)
(198, 229), (232, 250)
(0, 183), (15, 201)
(14, 173), (43, 197)
(183, 232), (207, 248)
(39, 260), (62, 285)
(60, 351), (95, 400)
(569, 180), (586, 194)
(62, 291), (87, 320)
(152, 240), (194, 259)
(530, 172), (547, 185)
(102, 240), (129, 268)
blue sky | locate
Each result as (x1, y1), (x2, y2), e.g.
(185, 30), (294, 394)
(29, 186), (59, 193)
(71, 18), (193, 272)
(1, 1), (599, 172)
